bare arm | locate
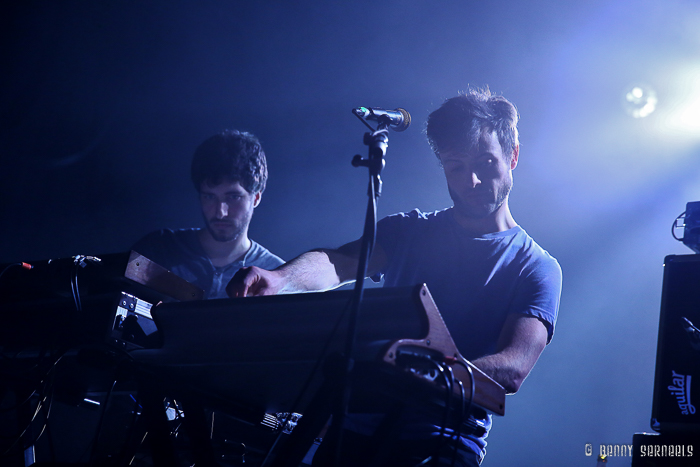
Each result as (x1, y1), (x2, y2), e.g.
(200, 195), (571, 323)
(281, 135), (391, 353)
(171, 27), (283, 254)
(226, 239), (388, 297)
(471, 314), (549, 394)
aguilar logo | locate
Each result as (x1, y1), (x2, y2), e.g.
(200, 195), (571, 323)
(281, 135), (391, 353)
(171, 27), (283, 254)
(668, 371), (695, 415)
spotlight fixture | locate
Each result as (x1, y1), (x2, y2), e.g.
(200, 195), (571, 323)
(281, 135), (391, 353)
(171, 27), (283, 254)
(622, 83), (658, 118)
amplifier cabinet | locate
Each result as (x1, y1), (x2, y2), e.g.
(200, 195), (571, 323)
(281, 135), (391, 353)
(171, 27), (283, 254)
(651, 254), (700, 432)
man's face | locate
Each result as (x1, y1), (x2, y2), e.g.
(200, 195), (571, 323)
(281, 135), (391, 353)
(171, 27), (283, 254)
(199, 180), (260, 243)
(439, 130), (518, 220)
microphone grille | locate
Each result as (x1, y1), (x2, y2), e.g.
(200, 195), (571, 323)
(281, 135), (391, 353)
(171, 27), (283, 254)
(395, 108), (411, 132)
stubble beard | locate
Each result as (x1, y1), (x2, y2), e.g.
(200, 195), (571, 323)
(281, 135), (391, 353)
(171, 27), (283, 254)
(450, 179), (512, 220)
(204, 212), (250, 243)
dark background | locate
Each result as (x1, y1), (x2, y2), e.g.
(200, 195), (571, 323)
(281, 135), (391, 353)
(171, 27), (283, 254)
(2, 1), (699, 465)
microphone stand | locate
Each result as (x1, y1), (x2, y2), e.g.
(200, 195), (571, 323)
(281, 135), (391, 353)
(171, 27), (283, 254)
(329, 118), (390, 466)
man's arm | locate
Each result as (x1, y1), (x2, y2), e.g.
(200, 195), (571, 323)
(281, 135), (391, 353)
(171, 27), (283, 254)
(471, 314), (549, 394)
(226, 239), (388, 297)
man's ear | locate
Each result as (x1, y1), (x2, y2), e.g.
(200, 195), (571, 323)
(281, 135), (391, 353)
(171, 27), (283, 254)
(510, 144), (519, 170)
(253, 191), (262, 208)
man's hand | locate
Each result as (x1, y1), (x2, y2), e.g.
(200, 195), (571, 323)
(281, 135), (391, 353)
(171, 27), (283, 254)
(226, 266), (285, 297)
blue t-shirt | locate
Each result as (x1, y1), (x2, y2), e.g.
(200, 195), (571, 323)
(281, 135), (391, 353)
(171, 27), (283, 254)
(361, 208), (562, 456)
(132, 228), (284, 299)
(377, 208), (560, 359)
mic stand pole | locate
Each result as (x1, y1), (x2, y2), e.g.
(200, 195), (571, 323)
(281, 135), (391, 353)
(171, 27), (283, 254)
(329, 121), (390, 466)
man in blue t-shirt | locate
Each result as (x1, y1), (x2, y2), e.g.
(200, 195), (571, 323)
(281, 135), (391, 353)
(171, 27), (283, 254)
(227, 88), (562, 466)
(133, 130), (283, 299)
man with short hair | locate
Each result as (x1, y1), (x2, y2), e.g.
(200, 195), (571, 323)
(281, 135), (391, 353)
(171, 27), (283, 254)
(133, 129), (283, 299)
(228, 88), (562, 466)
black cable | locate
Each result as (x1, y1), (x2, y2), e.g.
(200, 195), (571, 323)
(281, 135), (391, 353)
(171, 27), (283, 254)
(449, 379), (465, 467)
(120, 396), (145, 467)
(450, 360), (475, 422)
(404, 356), (452, 467)
(0, 386), (39, 415)
(32, 375), (57, 464)
(70, 344), (136, 464)
(1, 344), (132, 463)
(0, 347), (51, 414)
(43, 396), (57, 466)
(71, 255), (102, 313)
(412, 358), (476, 467)
(0, 346), (65, 433)
(445, 360), (476, 467)
(87, 379), (118, 467)
(71, 261), (82, 312)
(0, 347), (50, 376)
(0, 392), (44, 445)
(0, 352), (58, 459)
(353, 111), (377, 132)
(465, 365), (474, 422)
(0, 263), (23, 282)
(260, 297), (355, 467)
(433, 362), (454, 467)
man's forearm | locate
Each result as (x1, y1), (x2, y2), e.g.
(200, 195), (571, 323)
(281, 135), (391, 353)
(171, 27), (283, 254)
(470, 315), (549, 394)
(275, 249), (353, 293)
(227, 241), (368, 297)
(471, 354), (527, 395)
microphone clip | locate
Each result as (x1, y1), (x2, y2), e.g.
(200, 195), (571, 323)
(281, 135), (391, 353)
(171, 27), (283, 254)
(352, 128), (389, 197)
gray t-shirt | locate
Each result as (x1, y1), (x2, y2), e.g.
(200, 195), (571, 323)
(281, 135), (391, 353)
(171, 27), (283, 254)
(132, 228), (284, 299)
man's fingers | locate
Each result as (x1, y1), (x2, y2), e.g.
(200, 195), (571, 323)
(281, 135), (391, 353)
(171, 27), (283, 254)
(227, 267), (255, 297)
(227, 266), (279, 297)
(238, 281), (250, 297)
(242, 270), (262, 296)
(249, 278), (275, 296)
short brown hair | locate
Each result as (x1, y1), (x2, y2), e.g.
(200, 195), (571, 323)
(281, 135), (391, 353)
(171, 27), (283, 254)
(426, 87), (519, 162)
(190, 129), (268, 194)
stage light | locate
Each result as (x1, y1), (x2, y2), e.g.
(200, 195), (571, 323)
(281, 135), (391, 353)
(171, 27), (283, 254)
(622, 83), (657, 118)
(663, 65), (700, 135)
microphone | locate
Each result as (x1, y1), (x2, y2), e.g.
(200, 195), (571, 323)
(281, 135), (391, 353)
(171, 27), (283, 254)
(353, 107), (411, 132)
